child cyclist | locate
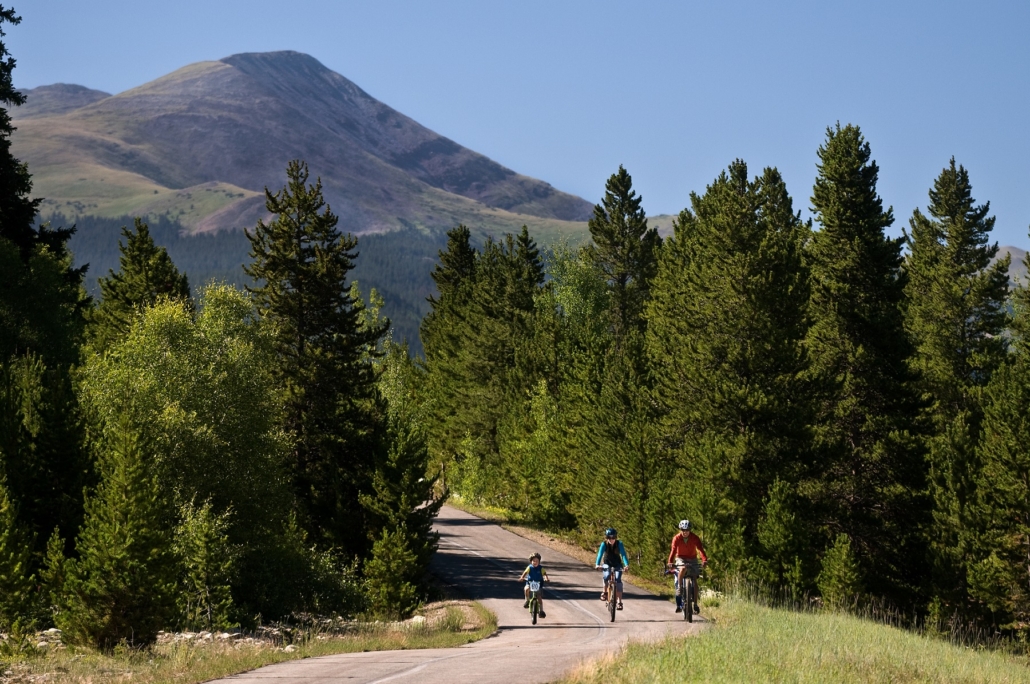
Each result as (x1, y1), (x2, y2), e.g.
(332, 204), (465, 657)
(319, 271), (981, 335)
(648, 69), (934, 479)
(595, 528), (629, 610)
(518, 552), (549, 618)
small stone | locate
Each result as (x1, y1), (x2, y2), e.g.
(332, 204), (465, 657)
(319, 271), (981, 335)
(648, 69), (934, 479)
(45, 628), (61, 634)
(409, 615), (426, 625)
(283, 644), (297, 653)
(36, 641), (48, 649)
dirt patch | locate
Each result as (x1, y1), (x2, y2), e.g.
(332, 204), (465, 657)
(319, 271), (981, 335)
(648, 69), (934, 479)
(418, 600), (490, 632)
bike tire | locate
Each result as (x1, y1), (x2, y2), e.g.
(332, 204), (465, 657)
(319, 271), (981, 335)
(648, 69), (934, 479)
(609, 586), (617, 622)
(685, 578), (694, 623)
(531, 596), (538, 625)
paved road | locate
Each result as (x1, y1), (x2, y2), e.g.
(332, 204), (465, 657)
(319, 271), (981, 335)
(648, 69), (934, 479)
(216, 505), (704, 683)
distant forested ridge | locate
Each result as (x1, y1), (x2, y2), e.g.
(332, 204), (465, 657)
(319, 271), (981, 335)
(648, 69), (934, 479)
(50, 213), (445, 353)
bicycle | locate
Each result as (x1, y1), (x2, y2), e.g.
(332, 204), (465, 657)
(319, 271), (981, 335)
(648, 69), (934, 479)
(668, 560), (703, 623)
(527, 580), (543, 624)
(598, 564), (620, 622)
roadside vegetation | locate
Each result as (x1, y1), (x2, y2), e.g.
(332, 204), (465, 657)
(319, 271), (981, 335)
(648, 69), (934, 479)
(564, 597), (1030, 684)
(1, 601), (495, 684)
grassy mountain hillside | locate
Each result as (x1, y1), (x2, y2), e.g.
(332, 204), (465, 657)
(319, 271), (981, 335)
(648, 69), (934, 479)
(15, 83), (111, 118)
(13, 51), (592, 239)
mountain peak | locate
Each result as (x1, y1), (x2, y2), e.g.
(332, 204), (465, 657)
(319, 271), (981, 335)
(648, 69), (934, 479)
(13, 51), (592, 233)
(14, 83), (111, 119)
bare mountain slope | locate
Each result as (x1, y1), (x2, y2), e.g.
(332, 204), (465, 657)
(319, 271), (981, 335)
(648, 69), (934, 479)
(13, 51), (592, 237)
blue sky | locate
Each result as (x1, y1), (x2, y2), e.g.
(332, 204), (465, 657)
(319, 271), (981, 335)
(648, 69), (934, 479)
(10, 0), (1030, 247)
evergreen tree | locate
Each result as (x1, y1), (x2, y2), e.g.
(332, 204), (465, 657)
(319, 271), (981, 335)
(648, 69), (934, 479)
(570, 331), (665, 567)
(818, 533), (862, 610)
(904, 159), (1010, 610)
(60, 422), (176, 648)
(37, 528), (65, 625)
(422, 226), (481, 472)
(585, 166), (661, 342)
(422, 227), (547, 506)
(364, 527), (418, 619)
(646, 161), (812, 582)
(806, 124), (926, 605)
(245, 160), (386, 554)
(0, 6), (81, 274)
(0, 354), (88, 565)
(0, 6), (43, 259)
(174, 501), (238, 631)
(968, 253), (1030, 629)
(91, 218), (190, 351)
(0, 471), (31, 629)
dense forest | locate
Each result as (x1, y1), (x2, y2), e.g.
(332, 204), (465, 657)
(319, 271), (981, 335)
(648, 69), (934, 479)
(0, 7), (442, 647)
(418, 145), (1030, 635)
(3, 2), (1030, 652)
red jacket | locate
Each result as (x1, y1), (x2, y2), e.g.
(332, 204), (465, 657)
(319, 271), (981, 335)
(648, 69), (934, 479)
(668, 531), (707, 564)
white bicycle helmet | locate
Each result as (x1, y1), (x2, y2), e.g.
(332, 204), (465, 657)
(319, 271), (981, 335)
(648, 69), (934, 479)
(678, 519), (691, 531)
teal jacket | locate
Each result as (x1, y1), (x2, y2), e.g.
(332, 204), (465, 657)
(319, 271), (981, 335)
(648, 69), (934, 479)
(595, 540), (629, 568)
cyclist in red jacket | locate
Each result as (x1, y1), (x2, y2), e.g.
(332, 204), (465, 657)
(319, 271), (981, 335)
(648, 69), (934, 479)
(667, 519), (707, 614)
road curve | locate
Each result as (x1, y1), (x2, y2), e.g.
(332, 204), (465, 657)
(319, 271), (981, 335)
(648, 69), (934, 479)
(214, 505), (704, 683)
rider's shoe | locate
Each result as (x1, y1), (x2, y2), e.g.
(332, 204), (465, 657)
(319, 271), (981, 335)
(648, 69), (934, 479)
(693, 603), (701, 614)
(675, 596), (683, 613)
(600, 592), (607, 602)
(675, 605), (682, 613)
(523, 600), (529, 608)
(539, 611), (546, 618)
(617, 602), (624, 610)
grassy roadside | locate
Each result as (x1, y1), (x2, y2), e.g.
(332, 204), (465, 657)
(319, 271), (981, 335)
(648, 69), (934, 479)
(561, 597), (1030, 683)
(0, 601), (496, 684)
(447, 496), (675, 599)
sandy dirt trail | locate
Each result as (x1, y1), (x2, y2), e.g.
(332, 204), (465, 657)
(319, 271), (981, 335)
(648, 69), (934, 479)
(213, 505), (704, 683)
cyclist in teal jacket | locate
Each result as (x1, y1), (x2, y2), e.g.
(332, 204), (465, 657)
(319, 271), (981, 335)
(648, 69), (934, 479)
(594, 528), (629, 610)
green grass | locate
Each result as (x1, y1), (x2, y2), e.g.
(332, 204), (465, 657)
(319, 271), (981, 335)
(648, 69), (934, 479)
(563, 597), (1030, 683)
(1, 602), (496, 684)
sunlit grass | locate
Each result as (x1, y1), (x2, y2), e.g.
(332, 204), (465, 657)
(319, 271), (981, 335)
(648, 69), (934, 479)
(563, 597), (1030, 684)
(0, 602), (496, 684)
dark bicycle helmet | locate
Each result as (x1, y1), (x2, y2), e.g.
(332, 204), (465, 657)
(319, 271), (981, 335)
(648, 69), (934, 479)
(605, 527), (617, 538)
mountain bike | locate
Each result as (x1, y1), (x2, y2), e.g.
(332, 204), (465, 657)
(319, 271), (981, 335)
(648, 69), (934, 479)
(668, 560), (702, 623)
(527, 580), (542, 625)
(599, 564), (620, 622)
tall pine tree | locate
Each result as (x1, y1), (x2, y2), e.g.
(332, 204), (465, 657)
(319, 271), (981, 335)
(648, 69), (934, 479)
(806, 124), (926, 605)
(968, 253), (1030, 629)
(585, 166), (661, 342)
(903, 159), (1010, 610)
(245, 160), (385, 554)
(646, 161), (812, 582)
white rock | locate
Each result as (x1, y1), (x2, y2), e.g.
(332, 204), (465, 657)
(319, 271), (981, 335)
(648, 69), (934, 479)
(409, 616), (427, 625)
(283, 644), (297, 653)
